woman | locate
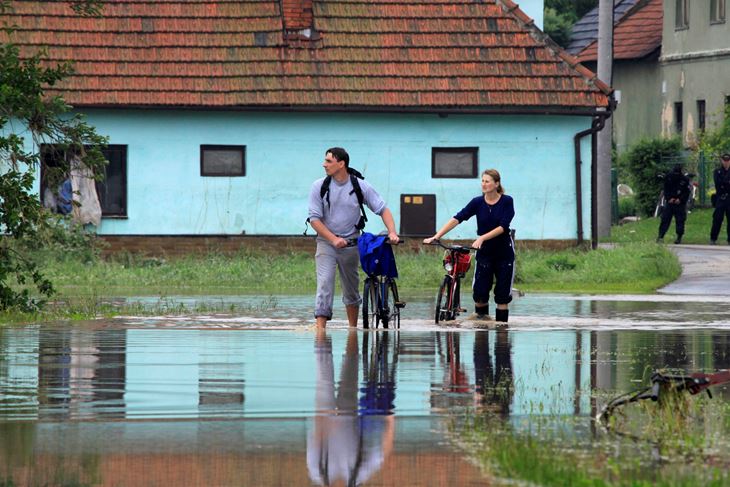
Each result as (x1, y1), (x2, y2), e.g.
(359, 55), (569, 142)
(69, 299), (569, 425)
(423, 169), (515, 323)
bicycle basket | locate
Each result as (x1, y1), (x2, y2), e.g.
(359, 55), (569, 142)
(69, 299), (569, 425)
(443, 251), (471, 274)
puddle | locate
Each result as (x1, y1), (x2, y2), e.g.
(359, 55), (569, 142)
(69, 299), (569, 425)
(2, 293), (730, 485)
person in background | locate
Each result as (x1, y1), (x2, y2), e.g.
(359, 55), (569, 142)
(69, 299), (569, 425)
(710, 152), (730, 245)
(423, 169), (515, 323)
(656, 164), (690, 245)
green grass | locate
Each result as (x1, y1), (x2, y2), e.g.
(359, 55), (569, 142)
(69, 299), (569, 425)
(0, 240), (681, 323)
(608, 207), (718, 245)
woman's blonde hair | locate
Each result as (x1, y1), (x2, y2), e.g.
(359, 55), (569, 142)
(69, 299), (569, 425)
(482, 169), (504, 194)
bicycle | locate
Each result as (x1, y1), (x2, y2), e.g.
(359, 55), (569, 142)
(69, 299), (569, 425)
(426, 240), (475, 324)
(358, 234), (405, 329)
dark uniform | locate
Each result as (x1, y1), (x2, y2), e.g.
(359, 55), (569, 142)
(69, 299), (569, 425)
(657, 166), (690, 244)
(710, 163), (730, 244)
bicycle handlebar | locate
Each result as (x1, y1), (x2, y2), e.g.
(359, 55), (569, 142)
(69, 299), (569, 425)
(423, 240), (476, 252)
(345, 237), (405, 247)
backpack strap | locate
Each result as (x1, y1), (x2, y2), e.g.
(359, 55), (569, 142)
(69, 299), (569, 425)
(304, 170), (367, 235)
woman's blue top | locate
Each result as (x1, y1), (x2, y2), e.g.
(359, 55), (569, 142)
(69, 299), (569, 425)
(454, 193), (515, 261)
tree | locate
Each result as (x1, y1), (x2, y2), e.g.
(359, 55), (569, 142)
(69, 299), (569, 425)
(0, 0), (107, 310)
(543, 0), (599, 48)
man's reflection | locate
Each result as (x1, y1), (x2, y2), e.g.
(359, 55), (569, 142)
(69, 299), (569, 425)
(307, 329), (395, 486)
(473, 328), (513, 415)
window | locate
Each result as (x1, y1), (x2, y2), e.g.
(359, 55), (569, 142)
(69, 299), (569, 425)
(40, 144), (127, 218)
(674, 102), (683, 134)
(431, 147), (478, 178)
(200, 145), (245, 176)
(711, 0), (726, 23)
(675, 0), (689, 29)
(96, 145), (127, 217)
(697, 100), (706, 132)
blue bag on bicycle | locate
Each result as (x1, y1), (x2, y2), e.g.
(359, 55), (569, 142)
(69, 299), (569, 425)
(358, 232), (398, 278)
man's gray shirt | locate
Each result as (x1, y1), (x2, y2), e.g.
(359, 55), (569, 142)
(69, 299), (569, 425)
(308, 176), (386, 238)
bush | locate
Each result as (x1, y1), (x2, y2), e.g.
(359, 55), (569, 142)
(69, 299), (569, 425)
(618, 195), (637, 218)
(618, 137), (682, 217)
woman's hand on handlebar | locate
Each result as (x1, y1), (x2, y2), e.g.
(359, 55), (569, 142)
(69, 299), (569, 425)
(423, 236), (439, 245)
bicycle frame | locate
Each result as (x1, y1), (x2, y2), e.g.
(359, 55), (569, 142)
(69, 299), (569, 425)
(361, 238), (405, 329)
(427, 241), (475, 323)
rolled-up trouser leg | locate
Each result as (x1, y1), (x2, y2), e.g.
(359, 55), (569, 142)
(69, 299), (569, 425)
(314, 241), (337, 319)
(336, 245), (361, 308)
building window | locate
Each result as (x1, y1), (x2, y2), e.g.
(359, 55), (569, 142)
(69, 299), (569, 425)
(697, 100), (706, 132)
(675, 0), (689, 29)
(674, 102), (683, 135)
(431, 147), (478, 178)
(40, 144), (127, 218)
(200, 145), (245, 176)
(711, 0), (726, 23)
(96, 145), (127, 217)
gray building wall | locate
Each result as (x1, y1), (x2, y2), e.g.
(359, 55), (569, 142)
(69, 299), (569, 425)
(612, 58), (663, 153)
(660, 0), (730, 145)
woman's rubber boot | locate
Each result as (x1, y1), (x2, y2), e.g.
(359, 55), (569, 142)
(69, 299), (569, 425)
(469, 304), (490, 321)
(495, 309), (509, 323)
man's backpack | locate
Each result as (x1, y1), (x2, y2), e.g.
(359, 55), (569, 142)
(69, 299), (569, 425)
(304, 167), (368, 235)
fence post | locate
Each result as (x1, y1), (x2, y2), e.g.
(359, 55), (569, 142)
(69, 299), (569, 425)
(699, 151), (707, 207)
(611, 167), (618, 224)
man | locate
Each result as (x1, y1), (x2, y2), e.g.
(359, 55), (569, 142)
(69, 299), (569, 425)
(710, 152), (730, 245)
(656, 164), (690, 244)
(308, 147), (398, 328)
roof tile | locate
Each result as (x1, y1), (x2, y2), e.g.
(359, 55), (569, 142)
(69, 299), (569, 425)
(5, 0), (610, 111)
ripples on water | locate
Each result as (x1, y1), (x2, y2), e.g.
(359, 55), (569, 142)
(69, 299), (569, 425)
(2, 294), (730, 485)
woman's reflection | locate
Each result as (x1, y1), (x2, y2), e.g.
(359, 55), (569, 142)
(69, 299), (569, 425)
(473, 328), (513, 415)
(307, 329), (395, 486)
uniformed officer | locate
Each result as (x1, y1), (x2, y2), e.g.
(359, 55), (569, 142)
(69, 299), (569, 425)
(657, 164), (690, 244)
(710, 152), (730, 245)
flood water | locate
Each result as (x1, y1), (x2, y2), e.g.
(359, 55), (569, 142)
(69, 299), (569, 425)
(2, 293), (730, 486)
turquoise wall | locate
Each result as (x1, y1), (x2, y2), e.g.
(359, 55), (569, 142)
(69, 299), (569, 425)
(64, 109), (593, 240)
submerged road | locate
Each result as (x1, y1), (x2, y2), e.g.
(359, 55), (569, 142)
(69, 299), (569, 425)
(658, 244), (730, 296)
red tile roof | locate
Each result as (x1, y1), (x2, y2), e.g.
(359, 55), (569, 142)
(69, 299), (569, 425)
(577, 0), (662, 62)
(4, 0), (611, 112)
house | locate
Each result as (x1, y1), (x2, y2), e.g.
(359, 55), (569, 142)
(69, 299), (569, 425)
(567, 0), (641, 55)
(577, 0), (663, 153)
(6, 0), (611, 249)
(577, 0), (729, 153)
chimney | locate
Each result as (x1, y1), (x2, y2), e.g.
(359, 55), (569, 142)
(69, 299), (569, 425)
(282, 0), (313, 32)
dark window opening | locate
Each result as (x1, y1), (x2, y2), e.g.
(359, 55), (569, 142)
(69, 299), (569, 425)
(40, 144), (127, 218)
(697, 100), (706, 132)
(432, 147), (478, 178)
(674, 102), (683, 135)
(96, 145), (127, 217)
(201, 145), (246, 177)
(675, 0), (689, 29)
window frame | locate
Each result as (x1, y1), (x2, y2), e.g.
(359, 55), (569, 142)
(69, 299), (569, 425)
(200, 145), (246, 177)
(674, 101), (684, 135)
(697, 100), (706, 132)
(711, 0), (726, 23)
(96, 144), (128, 218)
(675, 0), (689, 30)
(431, 147), (479, 179)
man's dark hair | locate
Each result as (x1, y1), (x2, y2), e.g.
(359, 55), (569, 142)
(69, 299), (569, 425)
(326, 147), (349, 167)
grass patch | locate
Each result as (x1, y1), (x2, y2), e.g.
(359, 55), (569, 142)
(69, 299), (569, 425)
(0, 241), (681, 322)
(609, 207), (717, 245)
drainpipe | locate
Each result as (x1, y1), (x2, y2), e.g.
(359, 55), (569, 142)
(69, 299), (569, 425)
(574, 114), (607, 248)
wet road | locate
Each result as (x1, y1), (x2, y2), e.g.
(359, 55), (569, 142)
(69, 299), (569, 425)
(659, 244), (730, 296)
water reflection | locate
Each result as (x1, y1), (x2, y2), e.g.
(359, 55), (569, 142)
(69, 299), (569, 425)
(307, 329), (395, 485)
(2, 324), (730, 485)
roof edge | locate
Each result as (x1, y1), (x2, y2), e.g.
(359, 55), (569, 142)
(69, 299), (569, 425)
(70, 103), (609, 117)
(497, 0), (613, 97)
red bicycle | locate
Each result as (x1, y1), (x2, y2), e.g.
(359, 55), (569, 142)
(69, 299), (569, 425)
(426, 241), (475, 324)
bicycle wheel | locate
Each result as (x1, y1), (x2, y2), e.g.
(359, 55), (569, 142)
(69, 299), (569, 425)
(363, 278), (378, 329)
(435, 276), (450, 324)
(383, 279), (401, 329)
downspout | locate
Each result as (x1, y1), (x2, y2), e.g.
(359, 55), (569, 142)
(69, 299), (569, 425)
(574, 114), (607, 248)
